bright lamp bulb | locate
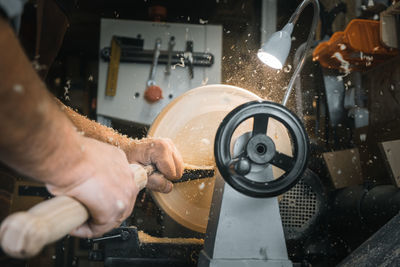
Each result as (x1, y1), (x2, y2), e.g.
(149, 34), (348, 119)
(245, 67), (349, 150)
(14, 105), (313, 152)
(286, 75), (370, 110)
(257, 51), (283, 69)
(258, 23), (293, 70)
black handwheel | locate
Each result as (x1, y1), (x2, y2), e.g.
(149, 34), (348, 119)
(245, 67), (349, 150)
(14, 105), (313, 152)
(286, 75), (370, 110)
(214, 100), (309, 198)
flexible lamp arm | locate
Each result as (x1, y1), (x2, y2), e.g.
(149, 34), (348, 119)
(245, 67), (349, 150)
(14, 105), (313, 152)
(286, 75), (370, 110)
(281, 0), (320, 106)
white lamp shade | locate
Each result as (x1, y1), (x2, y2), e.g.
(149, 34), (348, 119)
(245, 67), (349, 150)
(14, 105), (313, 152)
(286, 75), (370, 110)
(258, 23), (293, 69)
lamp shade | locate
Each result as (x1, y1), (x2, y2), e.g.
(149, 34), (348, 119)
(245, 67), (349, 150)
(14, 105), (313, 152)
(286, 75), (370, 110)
(258, 23), (294, 69)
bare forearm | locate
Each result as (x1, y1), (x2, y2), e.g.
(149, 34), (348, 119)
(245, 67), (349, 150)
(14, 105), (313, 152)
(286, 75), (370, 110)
(0, 18), (82, 183)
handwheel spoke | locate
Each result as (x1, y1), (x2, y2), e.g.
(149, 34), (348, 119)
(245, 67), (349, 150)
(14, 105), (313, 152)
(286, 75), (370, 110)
(271, 152), (295, 172)
(228, 158), (238, 169)
(252, 114), (269, 136)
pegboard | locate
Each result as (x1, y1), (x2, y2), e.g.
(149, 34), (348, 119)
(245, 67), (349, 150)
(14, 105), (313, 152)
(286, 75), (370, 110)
(97, 19), (222, 125)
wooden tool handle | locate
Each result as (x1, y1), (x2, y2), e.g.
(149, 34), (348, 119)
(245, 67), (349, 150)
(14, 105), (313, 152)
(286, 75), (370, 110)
(0, 163), (151, 259)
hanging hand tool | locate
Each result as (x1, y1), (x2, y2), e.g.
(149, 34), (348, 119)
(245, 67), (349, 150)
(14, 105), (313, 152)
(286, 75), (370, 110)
(105, 35), (144, 97)
(165, 36), (175, 75)
(105, 37), (122, 96)
(185, 40), (194, 79)
(144, 38), (163, 103)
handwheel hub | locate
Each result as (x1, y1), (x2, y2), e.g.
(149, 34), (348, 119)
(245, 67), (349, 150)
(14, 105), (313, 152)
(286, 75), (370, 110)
(246, 134), (276, 164)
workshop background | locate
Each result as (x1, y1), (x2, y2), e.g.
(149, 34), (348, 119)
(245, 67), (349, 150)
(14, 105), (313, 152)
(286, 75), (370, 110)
(1, 0), (400, 266)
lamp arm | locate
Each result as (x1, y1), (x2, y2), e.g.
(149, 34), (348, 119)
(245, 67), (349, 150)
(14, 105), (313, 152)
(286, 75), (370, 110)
(282, 0), (320, 107)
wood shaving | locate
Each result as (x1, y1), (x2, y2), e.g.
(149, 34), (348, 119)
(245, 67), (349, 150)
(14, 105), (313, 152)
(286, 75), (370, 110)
(138, 230), (204, 245)
(183, 163), (215, 170)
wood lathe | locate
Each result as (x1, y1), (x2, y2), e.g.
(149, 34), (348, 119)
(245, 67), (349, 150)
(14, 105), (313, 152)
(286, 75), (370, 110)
(96, 84), (309, 267)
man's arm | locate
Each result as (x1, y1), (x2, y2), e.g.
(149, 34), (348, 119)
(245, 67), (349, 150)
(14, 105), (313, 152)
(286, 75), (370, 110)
(0, 18), (78, 182)
(0, 18), (183, 237)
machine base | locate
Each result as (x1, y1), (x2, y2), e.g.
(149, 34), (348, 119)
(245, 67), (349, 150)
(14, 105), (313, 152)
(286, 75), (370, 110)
(198, 250), (293, 267)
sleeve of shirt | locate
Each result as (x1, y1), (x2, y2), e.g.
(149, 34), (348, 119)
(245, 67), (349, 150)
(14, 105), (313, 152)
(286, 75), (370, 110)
(0, 0), (28, 32)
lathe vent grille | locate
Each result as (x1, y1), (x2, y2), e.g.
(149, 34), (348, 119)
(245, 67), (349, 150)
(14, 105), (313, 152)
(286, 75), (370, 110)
(279, 180), (317, 229)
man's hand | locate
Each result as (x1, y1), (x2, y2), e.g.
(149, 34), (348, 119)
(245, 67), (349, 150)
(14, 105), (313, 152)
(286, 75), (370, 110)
(45, 136), (139, 238)
(125, 138), (184, 193)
